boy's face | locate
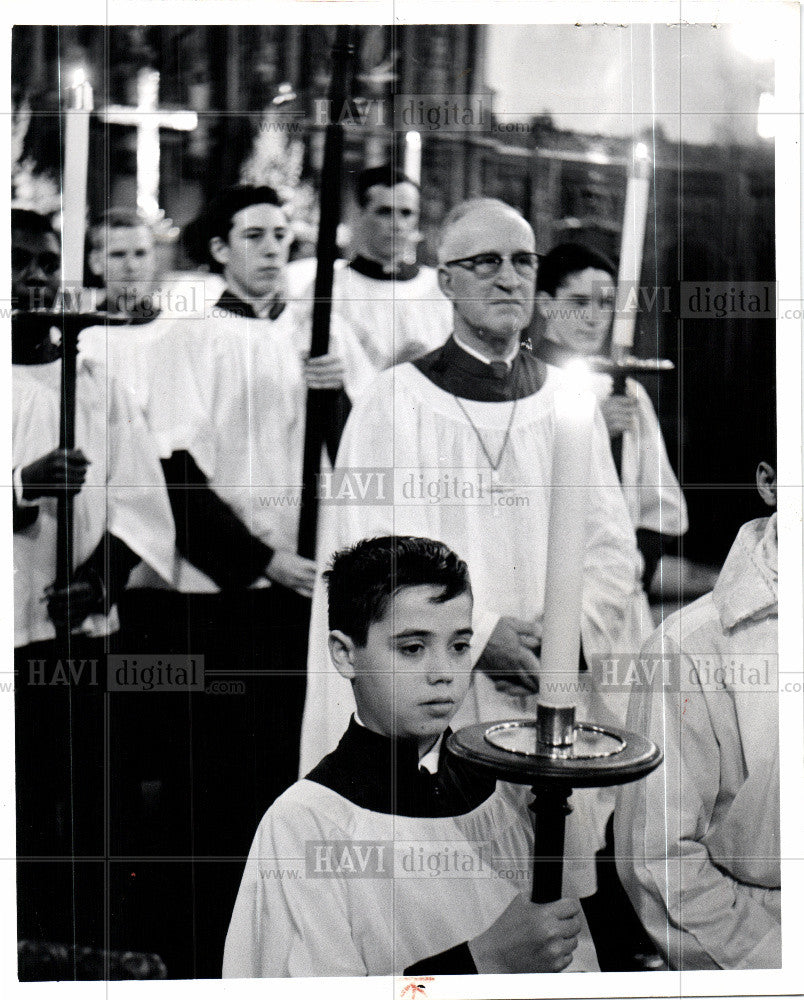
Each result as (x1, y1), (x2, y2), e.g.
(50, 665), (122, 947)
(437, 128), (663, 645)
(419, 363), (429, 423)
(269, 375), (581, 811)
(358, 182), (420, 263)
(90, 224), (156, 311)
(538, 266), (615, 355)
(330, 585), (473, 752)
(12, 228), (61, 310)
(209, 203), (290, 299)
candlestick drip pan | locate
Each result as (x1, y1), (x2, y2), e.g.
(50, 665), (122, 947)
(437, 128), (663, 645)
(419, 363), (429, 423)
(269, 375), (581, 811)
(485, 720), (625, 760)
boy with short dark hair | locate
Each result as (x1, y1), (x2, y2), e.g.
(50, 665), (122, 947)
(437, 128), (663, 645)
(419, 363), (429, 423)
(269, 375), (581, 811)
(223, 535), (598, 977)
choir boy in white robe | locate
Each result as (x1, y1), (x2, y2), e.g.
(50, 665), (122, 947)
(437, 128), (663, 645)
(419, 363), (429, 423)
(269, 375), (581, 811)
(80, 209), (183, 420)
(224, 535), (598, 977)
(615, 457), (780, 970)
(12, 208), (175, 952)
(286, 164), (453, 371)
(534, 242), (688, 591)
(93, 186), (372, 976)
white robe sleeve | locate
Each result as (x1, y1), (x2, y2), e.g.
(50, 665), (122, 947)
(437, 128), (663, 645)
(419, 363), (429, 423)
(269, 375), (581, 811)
(329, 314), (377, 403)
(223, 801), (368, 978)
(623, 379), (688, 536)
(141, 325), (219, 477)
(615, 630), (782, 970)
(102, 367), (177, 585)
(580, 407), (652, 666)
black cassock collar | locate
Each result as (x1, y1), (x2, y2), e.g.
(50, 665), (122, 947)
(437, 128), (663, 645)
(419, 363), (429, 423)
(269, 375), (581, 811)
(305, 716), (496, 818)
(413, 335), (546, 403)
(214, 288), (286, 320)
(348, 255), (420, 282)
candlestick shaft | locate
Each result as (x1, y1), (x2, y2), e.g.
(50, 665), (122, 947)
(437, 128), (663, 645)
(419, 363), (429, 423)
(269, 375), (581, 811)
(539, 385), (595, 708)
(529, 785), (572, 903)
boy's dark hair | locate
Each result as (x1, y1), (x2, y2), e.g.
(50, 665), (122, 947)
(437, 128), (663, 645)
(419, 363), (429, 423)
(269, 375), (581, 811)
(205, 184), (284, 243)
(325, 536), (471, 646)
(12, 208), (56, 238)
(536, 242), (616, 297)
(197, 184), (284, 273)
(356, 164), (420, 208)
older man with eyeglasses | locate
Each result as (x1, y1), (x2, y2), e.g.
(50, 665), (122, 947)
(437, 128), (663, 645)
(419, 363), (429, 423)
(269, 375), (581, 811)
(299, 198), (651, 910)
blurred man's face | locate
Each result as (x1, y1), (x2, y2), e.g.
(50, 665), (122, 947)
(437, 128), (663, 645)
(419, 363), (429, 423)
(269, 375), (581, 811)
(358, 183), (420, 263)
(12, 228), (61, 310)
(90, 224), (156, 312)
(437, 205), (537, 346)
(209, 203), (290, 300)
(537, 267), (615, 356)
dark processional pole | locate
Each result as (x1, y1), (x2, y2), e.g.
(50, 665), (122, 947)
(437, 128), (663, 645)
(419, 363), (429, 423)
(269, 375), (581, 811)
(297, 26), (357, 560)
(448, 368), (663, 904)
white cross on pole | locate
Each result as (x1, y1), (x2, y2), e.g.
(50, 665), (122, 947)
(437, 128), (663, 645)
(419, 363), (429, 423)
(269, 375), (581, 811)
(98, 67), (198, 223)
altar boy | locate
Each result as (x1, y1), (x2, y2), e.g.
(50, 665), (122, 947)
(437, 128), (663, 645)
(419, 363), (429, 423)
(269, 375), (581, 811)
(224, 535), (598, 977)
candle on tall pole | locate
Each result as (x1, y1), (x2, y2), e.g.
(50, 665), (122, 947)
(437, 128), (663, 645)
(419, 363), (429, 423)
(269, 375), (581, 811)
(61, 67), (93, 287)
(403, 130), (422, 185)
(55, 66), (93, 640)
(610, 141), (651, 363)
(537, 361), (596, 740)
(608, 141), (651, 474)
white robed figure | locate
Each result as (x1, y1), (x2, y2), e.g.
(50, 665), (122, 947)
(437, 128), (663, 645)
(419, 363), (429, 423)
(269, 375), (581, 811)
(285, 164), (453, 372)
(533, 242), (688, 589)
(13, 355), (176, 644)
(300, 199), (653, 891)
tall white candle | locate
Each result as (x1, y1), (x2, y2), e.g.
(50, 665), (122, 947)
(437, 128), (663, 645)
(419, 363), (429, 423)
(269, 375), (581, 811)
(404, 130), (422, 185)
(61, 68), (93, 288)
(539, 365), (596, 709)
(611, 142), (651, 357)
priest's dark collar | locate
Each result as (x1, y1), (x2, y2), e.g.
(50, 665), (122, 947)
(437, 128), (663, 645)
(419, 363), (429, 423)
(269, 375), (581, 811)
(305, 716), (496, 818)
(348, 254), (420, 282)
(214, 288), (286, 320)
(413, 334), (547, 402)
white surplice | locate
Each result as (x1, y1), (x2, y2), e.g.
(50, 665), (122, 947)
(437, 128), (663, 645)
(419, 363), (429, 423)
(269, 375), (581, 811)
(615, 515), (780, 970)
(589, 373), (688, 535)
(83, 302), (374, 592)
(286, 258), (454, 371)
(222, 776), (599, 978)
(301, 362), (651, 769)
(299, 362), (653, 890)
(12, 357), (175, 646)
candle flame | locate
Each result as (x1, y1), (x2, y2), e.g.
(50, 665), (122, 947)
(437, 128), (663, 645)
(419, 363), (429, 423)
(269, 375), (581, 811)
(71, 67), (87, 89)
(634, 141), (649, 162)
(563, 358), (593, 387)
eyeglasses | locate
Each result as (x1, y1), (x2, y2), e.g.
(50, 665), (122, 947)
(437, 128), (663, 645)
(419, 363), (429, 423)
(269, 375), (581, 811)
(443, 251), (539, 279)
(12, 248), (60, 275)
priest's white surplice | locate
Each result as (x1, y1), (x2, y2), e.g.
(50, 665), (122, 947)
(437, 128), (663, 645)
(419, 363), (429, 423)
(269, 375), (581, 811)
(301, 362), (651, 774)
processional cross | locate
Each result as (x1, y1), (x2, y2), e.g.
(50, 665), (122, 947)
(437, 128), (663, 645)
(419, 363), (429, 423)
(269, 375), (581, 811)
(97, 67), (198, 223)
